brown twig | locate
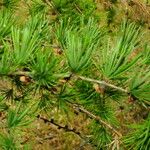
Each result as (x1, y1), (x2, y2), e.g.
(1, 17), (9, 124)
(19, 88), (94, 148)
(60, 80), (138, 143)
(37, 115), (83, 138)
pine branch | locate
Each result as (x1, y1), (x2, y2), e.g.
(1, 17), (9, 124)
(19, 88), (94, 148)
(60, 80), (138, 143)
(77, 75), (129, 94)
(68, 102), (122, 137)
(0, 71), (129, 94)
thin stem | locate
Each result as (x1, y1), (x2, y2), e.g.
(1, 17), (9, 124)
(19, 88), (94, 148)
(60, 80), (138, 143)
(70, 102), (122, 137)
(37, 115), (83, 138)
(74, 3), (83, 14)
(77, 75), (129, 94)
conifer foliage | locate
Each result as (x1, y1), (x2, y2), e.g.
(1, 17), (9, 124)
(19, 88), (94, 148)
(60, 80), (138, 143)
(0, 0), (149, 149)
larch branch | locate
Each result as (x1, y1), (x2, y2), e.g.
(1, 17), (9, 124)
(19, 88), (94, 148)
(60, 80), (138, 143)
(77, 75), (129, 94)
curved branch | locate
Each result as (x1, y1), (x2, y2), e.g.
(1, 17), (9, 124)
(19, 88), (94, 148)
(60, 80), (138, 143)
(69, 102), (122, 137)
